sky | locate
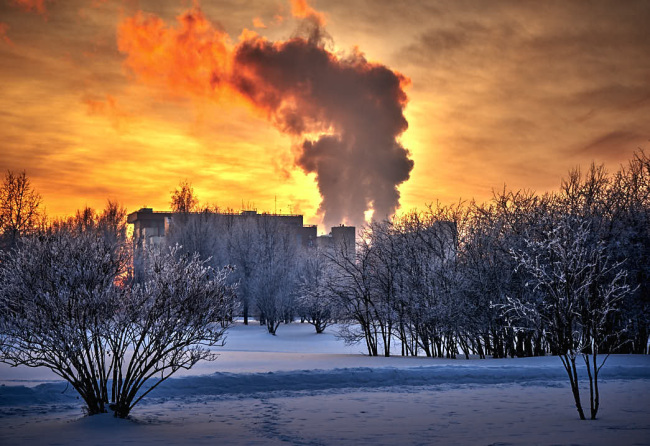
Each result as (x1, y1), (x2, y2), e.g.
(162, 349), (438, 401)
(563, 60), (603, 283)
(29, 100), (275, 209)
(0, 0), (648, 230)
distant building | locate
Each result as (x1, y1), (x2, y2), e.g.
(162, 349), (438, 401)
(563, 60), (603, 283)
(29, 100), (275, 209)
(127, 208), (171, 251)
(127, 207), (355, 259)
(316, 224), (356, 254)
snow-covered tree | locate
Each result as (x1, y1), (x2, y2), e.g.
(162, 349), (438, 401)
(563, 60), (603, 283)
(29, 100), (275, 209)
(251, 216), (298, 335)
(295, 249), (339, 333)
(501, 215), (631, 419)
(0, 230), (237, 418)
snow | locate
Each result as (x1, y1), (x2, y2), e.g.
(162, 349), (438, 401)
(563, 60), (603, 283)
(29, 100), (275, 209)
(1, 321), (649, 445)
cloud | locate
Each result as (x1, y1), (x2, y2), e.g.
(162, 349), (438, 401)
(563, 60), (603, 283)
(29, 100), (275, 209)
(83, 94), (131, 132)
(0, 23), (12, 45)
(11, 0), (48, 14)
(389, 0), (650, 204)
(117, 1), (413, 228)
(290, 0), (326, 26)
(117, 8), (233, 99)
(580, 131), (647, 162)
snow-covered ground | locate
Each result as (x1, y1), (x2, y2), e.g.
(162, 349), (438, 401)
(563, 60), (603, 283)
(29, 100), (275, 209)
(1, 322), (649, 445)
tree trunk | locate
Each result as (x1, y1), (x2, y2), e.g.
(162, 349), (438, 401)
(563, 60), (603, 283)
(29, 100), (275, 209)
(560, 354), (586, 420)
(584, 352), (602, 420)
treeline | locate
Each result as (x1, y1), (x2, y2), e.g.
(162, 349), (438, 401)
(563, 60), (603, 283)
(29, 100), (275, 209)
(325, 151), (649, 358)
(1, 150), (648, 358)
(164, 181), (347, 335)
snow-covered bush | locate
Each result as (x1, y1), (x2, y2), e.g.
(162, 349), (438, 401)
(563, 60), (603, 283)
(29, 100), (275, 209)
(0, 231), (126, 415)
(0, 232), (237, 418)
(109, 246), (238, 417)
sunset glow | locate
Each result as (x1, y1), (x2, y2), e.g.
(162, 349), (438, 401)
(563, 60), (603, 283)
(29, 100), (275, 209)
(0, 0), (648, 231)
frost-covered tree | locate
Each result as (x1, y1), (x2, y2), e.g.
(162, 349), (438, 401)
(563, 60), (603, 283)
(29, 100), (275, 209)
(295, 249), (339, 333)
(411, 206), (467, 359)
(363, 220), (401, 356)
(465, 190), (553, 359)
(598, 151), (650, 353)
(501, 215), (631, 420)
(251, 216), (298, 335)
(0, 230), (237, 418)
(52, 201), (128, 245)
(327, 235), (381, 356)
(166, 205), (226, 270)
(227, 216), (262, 325)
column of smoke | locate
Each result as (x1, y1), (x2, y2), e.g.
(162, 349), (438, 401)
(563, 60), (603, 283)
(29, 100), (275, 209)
(118, 2), (414, 229)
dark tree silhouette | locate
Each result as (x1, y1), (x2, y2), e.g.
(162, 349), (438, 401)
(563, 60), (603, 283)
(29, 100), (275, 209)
(171, 180), (199, 214)
(0, 170), (43, 250)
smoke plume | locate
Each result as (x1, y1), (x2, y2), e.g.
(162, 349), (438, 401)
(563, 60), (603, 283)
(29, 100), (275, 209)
(118, 1), (413, 228)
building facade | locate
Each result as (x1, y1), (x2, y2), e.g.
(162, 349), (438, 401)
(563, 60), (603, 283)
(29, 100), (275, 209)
(127, 207), (355, 256)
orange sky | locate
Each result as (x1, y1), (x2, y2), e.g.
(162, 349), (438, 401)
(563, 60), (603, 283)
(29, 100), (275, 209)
(0, 0), (648, 231)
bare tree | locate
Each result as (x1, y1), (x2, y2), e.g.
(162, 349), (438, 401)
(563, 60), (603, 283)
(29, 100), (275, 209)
(0, 170), (43, 250)
(501, 215), (631, 420)
(52, 201), (127, 243)
(98, 199), (128, 245)
(170, 180), (199, 214)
